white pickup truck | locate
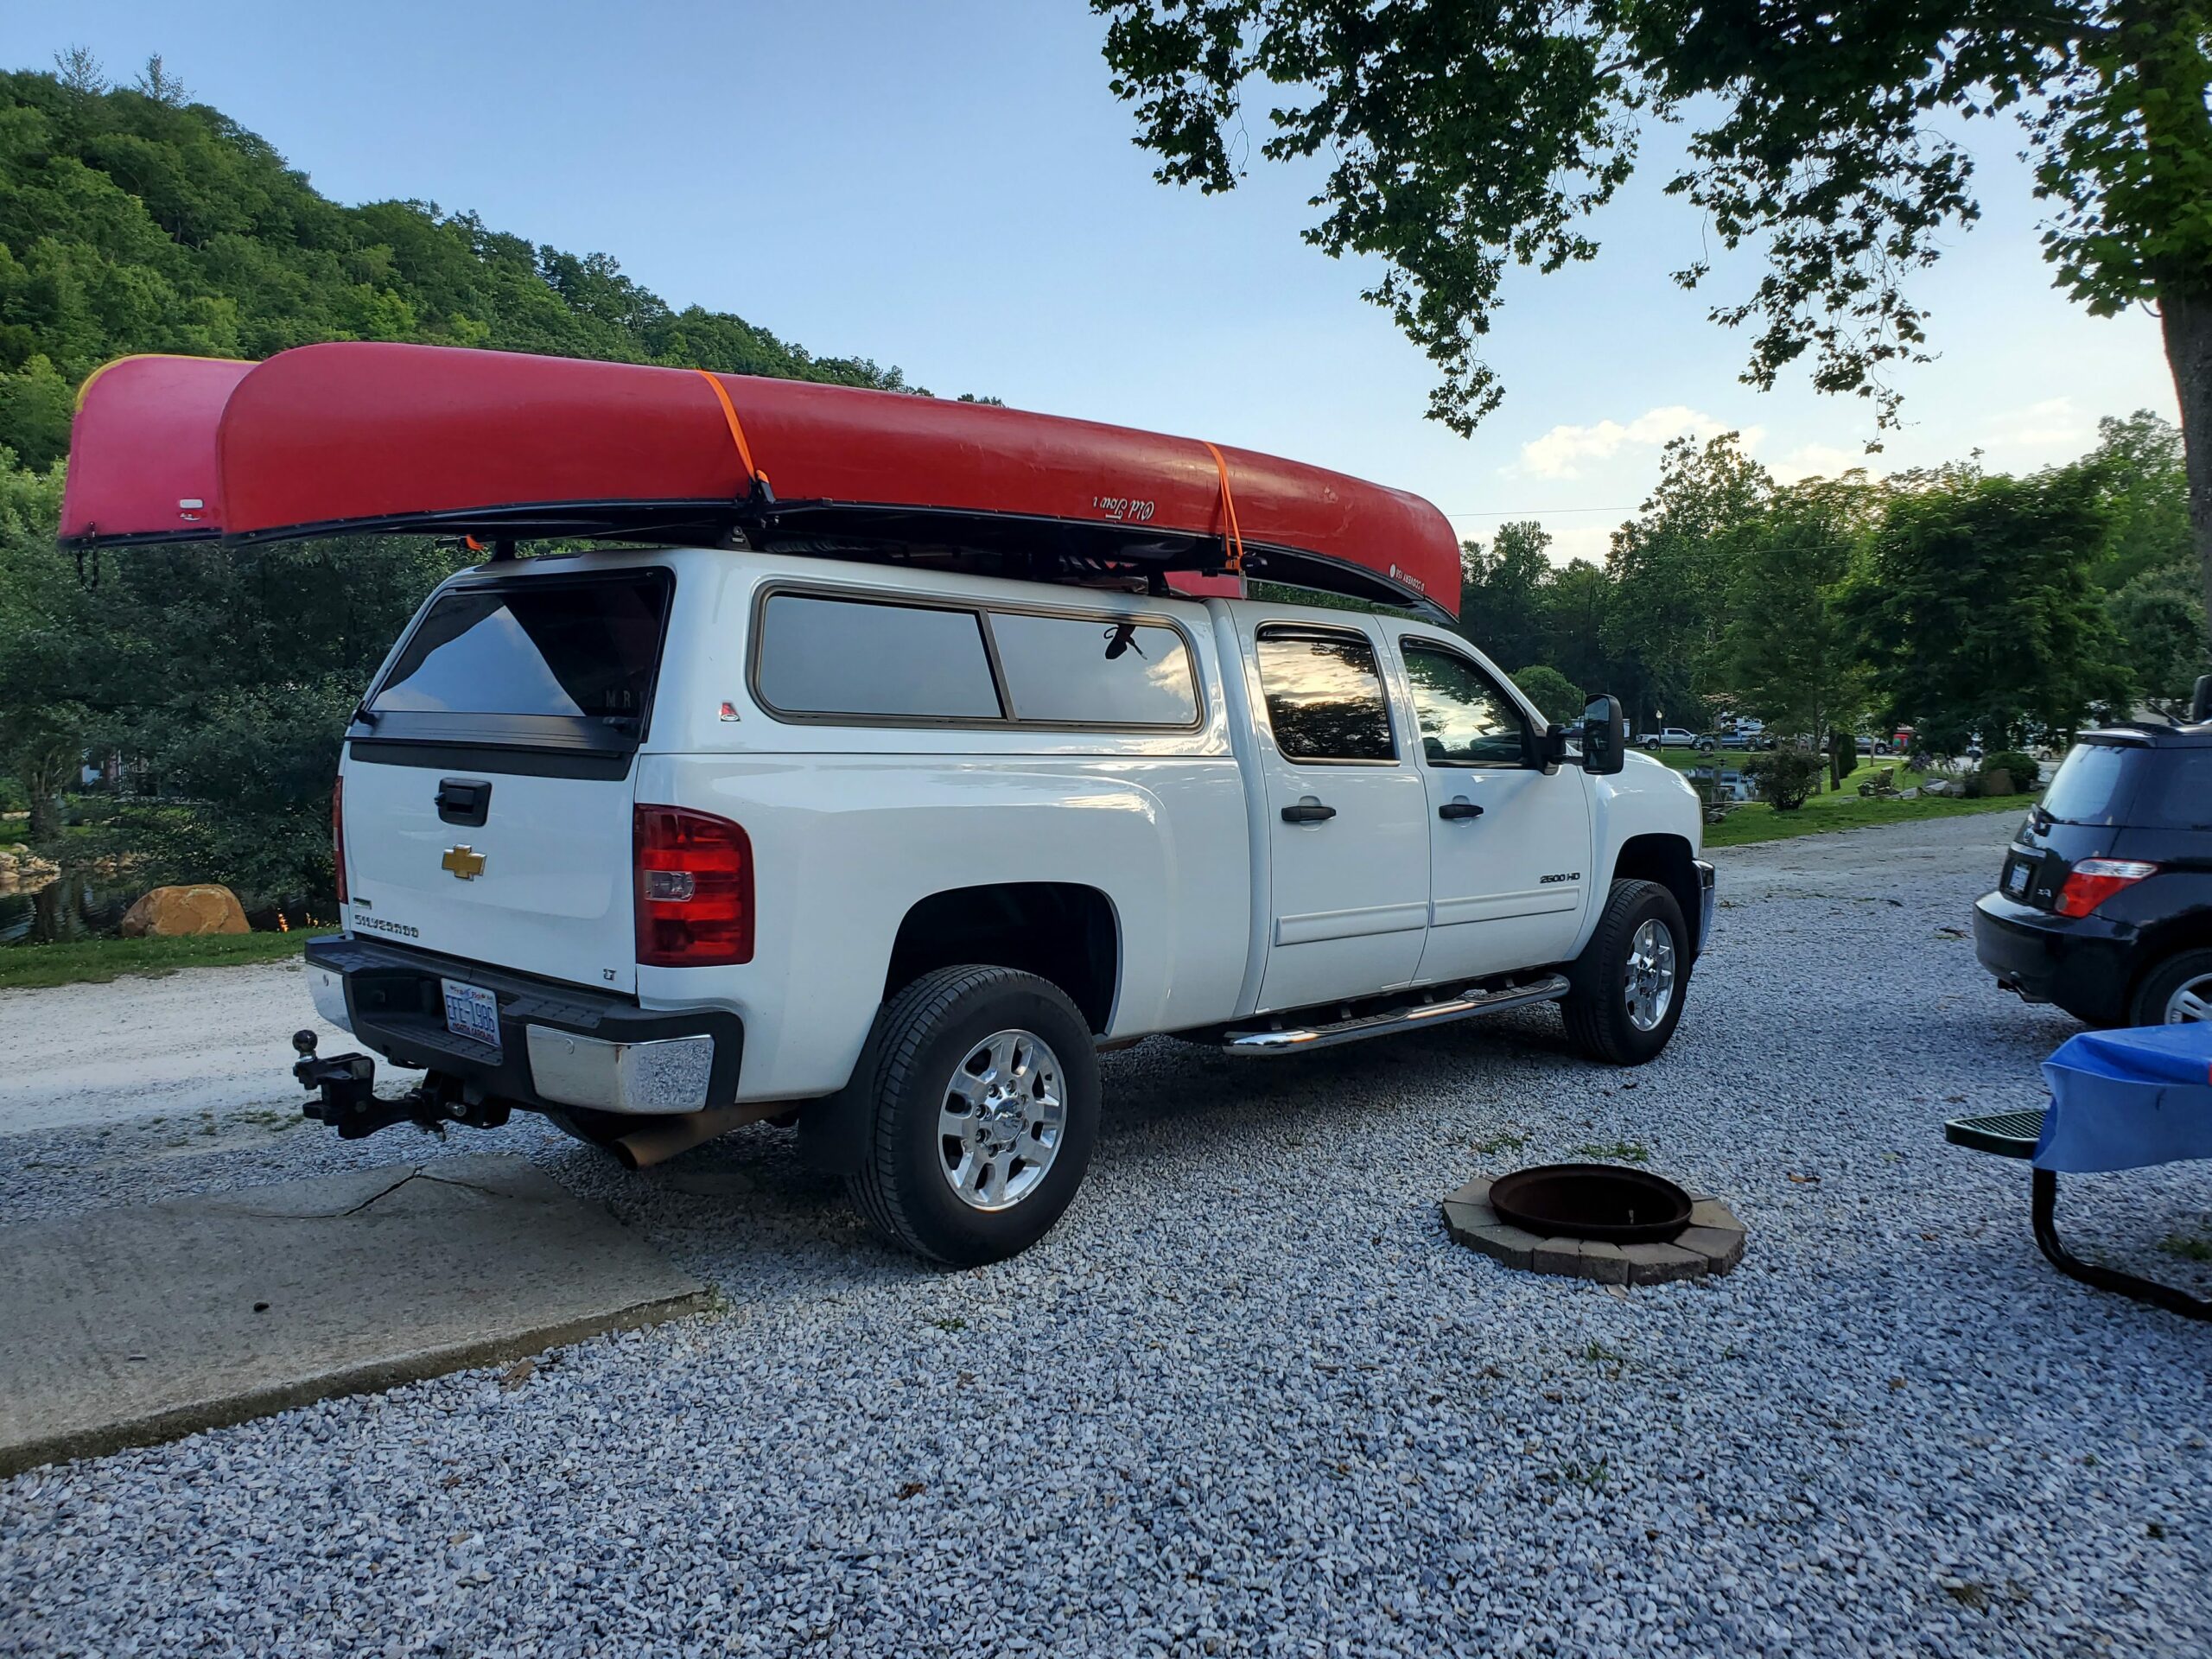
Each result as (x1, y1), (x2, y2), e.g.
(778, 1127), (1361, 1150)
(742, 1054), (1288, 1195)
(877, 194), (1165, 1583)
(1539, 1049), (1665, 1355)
(300, 547), (1713, 1263)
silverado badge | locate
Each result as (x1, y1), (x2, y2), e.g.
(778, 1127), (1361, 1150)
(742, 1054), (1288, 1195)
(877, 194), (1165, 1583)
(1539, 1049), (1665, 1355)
(441, 845), (486, 880)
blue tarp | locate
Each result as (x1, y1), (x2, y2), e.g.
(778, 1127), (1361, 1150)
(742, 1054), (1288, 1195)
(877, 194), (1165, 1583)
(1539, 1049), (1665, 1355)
(2037, 1023), (2212, 1173)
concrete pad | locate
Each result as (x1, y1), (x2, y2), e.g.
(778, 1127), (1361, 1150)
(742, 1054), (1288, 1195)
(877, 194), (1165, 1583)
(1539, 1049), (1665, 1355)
(0, 1155), (707, 1475)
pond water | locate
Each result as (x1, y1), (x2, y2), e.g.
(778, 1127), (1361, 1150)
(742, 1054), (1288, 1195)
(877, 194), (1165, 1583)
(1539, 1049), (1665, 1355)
(0, 870), (321, 944)
(0, 872), (139, 944)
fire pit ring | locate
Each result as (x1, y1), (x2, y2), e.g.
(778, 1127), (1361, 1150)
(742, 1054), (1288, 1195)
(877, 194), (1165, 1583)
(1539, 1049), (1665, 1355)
(1487, 1163), (1693, 1245)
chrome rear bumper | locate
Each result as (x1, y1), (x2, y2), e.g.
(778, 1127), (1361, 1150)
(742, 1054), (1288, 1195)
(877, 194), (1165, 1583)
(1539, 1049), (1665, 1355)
(524, 1027), (717, 1116)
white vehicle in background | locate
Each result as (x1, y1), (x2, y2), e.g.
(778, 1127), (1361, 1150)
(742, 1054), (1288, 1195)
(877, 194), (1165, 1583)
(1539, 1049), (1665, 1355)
(302, 550), (1714, 1263)
(1639, 726), (1702, 752)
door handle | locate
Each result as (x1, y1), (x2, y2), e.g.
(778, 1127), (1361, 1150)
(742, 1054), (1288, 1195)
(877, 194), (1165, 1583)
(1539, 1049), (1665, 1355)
(1281, 796), (1337, 824)
(436, 777), (493, 828)
(1438, 798), (1484, 821)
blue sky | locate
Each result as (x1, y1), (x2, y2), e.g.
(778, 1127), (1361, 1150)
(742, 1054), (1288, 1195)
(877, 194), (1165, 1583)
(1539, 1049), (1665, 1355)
(10, 0), (2182, 564)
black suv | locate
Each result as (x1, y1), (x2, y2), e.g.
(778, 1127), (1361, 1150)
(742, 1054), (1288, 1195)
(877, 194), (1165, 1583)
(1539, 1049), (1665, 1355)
(1975, 723), (2212, 1027)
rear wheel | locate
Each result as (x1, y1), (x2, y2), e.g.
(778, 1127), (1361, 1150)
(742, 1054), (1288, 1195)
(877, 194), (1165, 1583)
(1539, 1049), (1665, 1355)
(846, 964), (1100, 1266)
(1562, 879), (1689, 1065)
(2128, 949), (2212, 1027)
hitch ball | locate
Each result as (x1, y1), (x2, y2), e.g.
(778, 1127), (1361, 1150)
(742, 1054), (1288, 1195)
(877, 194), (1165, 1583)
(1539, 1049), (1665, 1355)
(293, 1029), (320, 1058)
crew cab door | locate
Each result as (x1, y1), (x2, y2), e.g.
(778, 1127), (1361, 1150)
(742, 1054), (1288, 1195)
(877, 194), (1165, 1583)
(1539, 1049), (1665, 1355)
(1238, 615), (1430, 1013)
(1390, 630), (1592, 982)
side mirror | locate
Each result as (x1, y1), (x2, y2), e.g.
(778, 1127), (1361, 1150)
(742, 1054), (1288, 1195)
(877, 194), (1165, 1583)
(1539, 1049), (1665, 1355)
(1580, 694), (1625, 775)
(2192, 674), (2212, 723)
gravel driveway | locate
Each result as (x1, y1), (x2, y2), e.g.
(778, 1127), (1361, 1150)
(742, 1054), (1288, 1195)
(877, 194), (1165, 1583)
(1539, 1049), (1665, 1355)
(4, 814), (2209, 1657)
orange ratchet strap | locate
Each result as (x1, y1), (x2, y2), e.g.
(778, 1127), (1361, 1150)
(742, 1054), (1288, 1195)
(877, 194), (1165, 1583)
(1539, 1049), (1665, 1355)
(696, 369), (771, 499)
(1204, 440), (1245, 575)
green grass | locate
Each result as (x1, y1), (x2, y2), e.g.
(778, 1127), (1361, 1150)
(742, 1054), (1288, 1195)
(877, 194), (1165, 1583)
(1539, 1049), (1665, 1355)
(1702, 788), (2034, 849)
(0, 930), (309, 990)
(1649, 748), (2041, 849)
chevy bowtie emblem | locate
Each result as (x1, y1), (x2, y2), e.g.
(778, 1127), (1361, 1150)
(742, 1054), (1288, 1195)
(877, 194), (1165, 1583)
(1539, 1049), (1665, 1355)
(441, 845), (486, 880)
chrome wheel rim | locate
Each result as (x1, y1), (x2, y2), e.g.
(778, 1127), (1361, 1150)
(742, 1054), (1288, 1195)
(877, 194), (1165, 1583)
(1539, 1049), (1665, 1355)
(938, 1028), (1066, 1211)
(2165, 973), (2212, 1024)
(1624, 918), (1677, 1033)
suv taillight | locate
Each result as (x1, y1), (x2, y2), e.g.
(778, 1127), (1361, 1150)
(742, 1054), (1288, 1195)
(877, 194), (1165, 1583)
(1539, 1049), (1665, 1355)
(2054, 858), (2158, 918)
(331, 778), (346, 906)
(634, 804), (753, 966)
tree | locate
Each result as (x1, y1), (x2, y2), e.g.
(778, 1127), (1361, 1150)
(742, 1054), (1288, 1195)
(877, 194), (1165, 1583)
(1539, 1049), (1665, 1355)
(2082, 410), (2195, 591)
(1092, 3), (2212, 636)
(2107, 556), (2212, 710)
(0, 452), (93, 840)
(1603, 432), (1770, 729)
(1847, 466), (2132, 752)
(131, 54), (188, 106)
(51, 47), (104, 95)
(1510, 664), (1584, 722)
(1535, 557), (1619, 701)
(1715, 475), (1872, 770)
(1457, 519), (1552, 669)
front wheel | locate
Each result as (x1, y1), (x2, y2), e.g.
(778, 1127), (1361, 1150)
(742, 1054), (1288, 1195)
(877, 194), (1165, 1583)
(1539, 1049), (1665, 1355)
(1561, 880), (1689, 1065)
(845, 964), (1100, 1266)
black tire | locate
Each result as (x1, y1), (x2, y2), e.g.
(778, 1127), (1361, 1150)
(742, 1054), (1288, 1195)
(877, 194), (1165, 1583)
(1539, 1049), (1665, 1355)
(2126, 948), (2212, 1028)
(1561, 879), (1690, 1066)
(845, 964), (1100, 1267)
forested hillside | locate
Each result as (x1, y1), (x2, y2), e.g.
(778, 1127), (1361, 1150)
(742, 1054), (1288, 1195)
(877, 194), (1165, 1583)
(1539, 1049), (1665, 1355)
(0, 64), (917, 471)
(0, 60), (935, 915)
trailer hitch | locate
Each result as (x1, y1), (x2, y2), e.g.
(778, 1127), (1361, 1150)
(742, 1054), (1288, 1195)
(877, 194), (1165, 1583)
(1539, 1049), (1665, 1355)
(292, 1033), (512, 1139)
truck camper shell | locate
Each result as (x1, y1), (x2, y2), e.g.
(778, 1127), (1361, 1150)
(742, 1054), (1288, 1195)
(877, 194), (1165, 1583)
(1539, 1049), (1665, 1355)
(59, 343), (1460, 618)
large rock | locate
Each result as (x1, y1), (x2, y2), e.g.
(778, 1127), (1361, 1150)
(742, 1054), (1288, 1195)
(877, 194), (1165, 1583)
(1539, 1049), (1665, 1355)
(118, 884), (250, 938)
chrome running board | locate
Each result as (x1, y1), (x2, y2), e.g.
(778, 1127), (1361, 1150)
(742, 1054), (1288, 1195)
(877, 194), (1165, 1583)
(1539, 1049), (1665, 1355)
(1219, 973), (1572, 1057)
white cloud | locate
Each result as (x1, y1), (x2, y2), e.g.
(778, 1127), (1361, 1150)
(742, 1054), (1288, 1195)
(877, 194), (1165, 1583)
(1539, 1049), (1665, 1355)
(1983, 396), (2091, 451)
(1541, 523), (1616, 566)
(1515, 405), (1763, 479)
(1769, 443), (1860, 484)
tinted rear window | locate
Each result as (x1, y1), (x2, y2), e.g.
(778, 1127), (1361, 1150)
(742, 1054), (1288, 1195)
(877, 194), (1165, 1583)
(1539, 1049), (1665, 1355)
(1255, 626), (1395, 762)
(2041, 742), (2140, 826)
(2133, 750), (2212, 830)
(755, 594), (1002, 719)
(991, 613), (1198, 727)
(372, 573), (670, 729)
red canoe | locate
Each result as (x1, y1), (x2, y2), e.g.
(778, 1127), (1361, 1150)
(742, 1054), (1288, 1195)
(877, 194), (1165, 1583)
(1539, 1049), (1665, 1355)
(60, 342), (1459, 616)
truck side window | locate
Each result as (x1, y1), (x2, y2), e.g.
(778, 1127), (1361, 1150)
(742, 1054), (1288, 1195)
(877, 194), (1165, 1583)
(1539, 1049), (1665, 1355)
(756, 594), (1003, 719)
(1402, 641), (1530, 767)
(1254, 626), (1395, 762)
(990, 611), (1199, 727)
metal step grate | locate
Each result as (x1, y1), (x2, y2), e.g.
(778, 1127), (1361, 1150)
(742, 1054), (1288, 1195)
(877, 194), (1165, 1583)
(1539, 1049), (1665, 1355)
(1944, 1109), (2046, 1160)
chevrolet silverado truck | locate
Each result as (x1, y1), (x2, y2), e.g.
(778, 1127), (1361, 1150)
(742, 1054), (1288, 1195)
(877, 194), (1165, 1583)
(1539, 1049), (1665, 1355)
(301, 548), (1713, 1264)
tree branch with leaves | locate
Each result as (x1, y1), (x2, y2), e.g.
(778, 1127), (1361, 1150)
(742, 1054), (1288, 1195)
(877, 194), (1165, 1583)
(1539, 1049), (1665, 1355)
(1092, 0), (2212, 634)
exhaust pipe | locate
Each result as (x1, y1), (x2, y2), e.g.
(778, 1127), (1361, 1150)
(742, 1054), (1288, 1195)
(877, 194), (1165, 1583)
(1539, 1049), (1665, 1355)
(610, 1102), (778, 1171)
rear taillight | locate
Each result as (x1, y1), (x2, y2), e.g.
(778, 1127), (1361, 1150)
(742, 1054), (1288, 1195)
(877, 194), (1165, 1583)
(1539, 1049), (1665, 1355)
(2054, 858), (2158, 918)
(634, 804), (753, 966)
(331, 778), (347, 906)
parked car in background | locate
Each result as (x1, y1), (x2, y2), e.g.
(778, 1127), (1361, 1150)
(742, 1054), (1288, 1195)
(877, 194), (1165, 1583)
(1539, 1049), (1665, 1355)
(1974, 722), (2212, 1027)
(1640, 726), (1701, 751)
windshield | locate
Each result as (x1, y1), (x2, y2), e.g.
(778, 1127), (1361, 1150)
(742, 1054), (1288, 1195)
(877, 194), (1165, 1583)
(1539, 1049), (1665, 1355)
(371, 571), (671, 732)
(2040, 741), (2140, 827)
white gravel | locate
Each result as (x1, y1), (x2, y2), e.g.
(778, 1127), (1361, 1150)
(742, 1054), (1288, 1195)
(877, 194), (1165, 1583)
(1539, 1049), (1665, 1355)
(0, 957), (349, 1135)
(5, 812), (2210, 1657)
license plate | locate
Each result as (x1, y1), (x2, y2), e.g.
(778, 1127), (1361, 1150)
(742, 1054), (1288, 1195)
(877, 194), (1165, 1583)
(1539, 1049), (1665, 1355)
(2006, 861), (2031, 896)
(442, 978), (501, 1052)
